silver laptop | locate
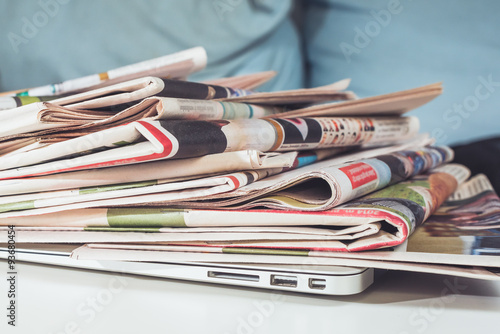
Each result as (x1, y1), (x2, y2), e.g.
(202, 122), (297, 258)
(0, 244), (375, 296)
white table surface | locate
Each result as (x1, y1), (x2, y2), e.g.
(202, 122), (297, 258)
(1, 260), (499, 334)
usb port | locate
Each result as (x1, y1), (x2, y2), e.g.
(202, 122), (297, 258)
(309, 278), (326, 290)
(270, 275), (298, 288)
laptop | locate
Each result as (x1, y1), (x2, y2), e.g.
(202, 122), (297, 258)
(0, 244), (375, 295)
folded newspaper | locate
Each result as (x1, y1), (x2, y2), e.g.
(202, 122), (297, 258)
(0, 115), (419, 179)
(0, 150), (303, 195)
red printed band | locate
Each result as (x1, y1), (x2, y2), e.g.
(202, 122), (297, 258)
(227, 175), (240, 189)
(339, 162), (378, 189)
(135, 121), (174, 160)
(1, 121), (175, 180)
(61, 121), (175, 171)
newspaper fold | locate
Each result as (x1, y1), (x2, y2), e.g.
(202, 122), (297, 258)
(0, 169), (280, 216)
(0, 116), (419, 178)
(0, 150), (302, 195)
(220, 79), (354, 105)
(270, 82), (442, 118)
(0, 76), (165, 139)
(170, 144), (455, 211)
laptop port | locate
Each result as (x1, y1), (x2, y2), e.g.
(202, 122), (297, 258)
(309, 278), (326, 290)
(270, 275), (298, 288)
(208, 271), (259, 282)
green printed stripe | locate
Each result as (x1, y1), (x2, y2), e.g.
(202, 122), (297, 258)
(222, 247), (310, 256)
(15, 96), (40, 106)
(84, 227), (161, 232)
(218, 101), (254, 119)
(107, 208), (187, 227)
(219, 101), (226, 119)
(16, 96), (55, 106)
(365, 180), (428, 207)
(112, 140), (133, 147)
(259, 195), (322, 209)
(0, 200), (36, 213)
(79, 180), (157, 195)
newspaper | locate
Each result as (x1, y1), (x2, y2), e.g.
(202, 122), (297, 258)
(0, 138), (43, 157)
(0, 223), (381, 240)
(0, 150), (302, 195)
(0, 76), (165, 139)
(0, 170), (287, 218)
(0, 46), (207, 97)
(220, 79), (355, 105)
(406, 173), (500, 260)
(170, 143), (453, 211)
(269, 82), (442, 118)
(0, 225), (389, 243)
(299, 174), (500, 267)
(156, 78), (254, 99)
(0, 116), (419, 178)
(117, 163), (465, 251)
(128, 96), (284, 120)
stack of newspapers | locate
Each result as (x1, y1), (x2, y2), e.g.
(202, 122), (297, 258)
(1, 47), (499, 280)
